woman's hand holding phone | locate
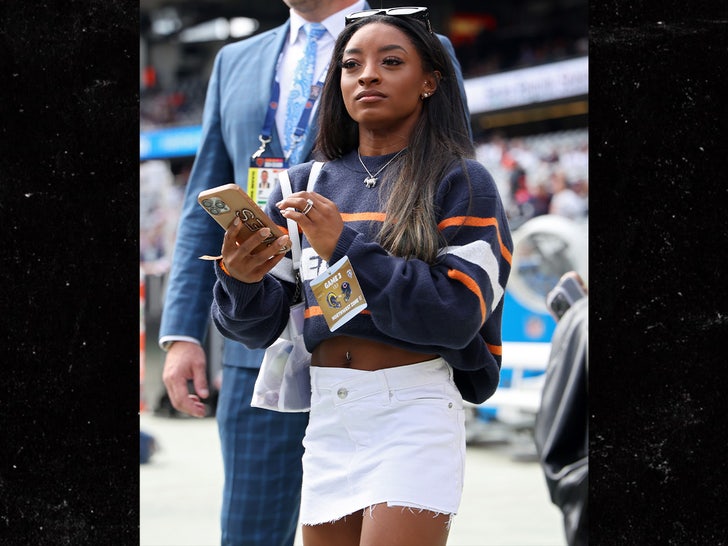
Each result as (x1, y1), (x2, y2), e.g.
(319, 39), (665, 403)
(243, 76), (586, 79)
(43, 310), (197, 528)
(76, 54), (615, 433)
(220, 219), (290, 283)
(197, 183), (292, 282)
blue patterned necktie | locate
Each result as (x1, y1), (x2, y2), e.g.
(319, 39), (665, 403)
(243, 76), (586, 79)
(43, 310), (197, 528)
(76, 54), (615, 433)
(285, 22), (326, 165)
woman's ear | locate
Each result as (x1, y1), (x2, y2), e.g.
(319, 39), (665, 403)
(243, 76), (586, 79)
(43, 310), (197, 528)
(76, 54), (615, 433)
(420, 71), (440, 100)
(422, 71), (441, 96)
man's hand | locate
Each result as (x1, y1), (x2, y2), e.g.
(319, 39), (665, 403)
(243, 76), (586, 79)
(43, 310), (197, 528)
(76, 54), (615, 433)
(162, 341), (209, 418)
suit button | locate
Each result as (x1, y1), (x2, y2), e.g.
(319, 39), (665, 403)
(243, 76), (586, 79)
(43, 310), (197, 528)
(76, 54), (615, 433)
(337, 388), (348, 399)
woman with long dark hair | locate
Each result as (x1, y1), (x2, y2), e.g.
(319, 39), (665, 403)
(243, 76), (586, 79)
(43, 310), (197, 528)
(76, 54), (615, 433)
(212, 8), (513, 545)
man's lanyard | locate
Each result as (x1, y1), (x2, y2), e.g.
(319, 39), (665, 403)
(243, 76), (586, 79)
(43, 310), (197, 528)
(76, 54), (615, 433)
(251, 52), (329, 165)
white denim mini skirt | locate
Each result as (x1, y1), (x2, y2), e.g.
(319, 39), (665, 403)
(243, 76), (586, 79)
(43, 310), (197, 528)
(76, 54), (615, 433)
(299, 358), (466, 526)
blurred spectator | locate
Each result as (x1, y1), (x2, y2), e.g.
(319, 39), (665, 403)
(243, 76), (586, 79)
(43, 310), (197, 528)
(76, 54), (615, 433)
(529, 182), (552, 217)
(559, 142), (588, 182)
(140, 160), (184, 276)
(549, 170), (587, 220)
(504, 162), (539, 228)
(504, 137), (540, 174)
(572, 178), (589, 200)
(509, 163), (530, 206)
(475, 129), (588, 228)
(140, 78), (207, 129)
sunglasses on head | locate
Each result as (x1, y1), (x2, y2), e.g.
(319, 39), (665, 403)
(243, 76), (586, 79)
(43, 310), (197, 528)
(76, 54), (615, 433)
(344, 6), (432, 34)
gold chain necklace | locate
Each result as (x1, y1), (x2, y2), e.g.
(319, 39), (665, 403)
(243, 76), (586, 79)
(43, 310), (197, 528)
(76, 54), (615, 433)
(357, 148), (407, 188)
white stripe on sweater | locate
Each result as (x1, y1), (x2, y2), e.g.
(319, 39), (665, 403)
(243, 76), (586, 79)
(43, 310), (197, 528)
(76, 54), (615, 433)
(439, 240), (504, 307)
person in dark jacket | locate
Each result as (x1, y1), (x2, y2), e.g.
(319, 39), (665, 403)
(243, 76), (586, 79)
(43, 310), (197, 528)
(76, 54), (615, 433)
(534, 296), (588, 546)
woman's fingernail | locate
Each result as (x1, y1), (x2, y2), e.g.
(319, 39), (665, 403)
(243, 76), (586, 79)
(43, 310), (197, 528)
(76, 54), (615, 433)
(233, 217), (240, 226)
(260, 227), (271, 238)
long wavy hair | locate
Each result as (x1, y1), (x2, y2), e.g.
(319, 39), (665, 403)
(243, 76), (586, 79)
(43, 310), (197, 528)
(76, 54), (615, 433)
(314, 15), (475, 263)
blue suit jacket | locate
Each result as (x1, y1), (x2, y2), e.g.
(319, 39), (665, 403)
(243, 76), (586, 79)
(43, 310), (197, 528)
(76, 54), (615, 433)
(159, 18), (471, 369)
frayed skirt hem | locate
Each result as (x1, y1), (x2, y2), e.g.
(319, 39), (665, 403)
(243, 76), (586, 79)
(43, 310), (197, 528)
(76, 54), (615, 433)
(300, 500), (457, 528)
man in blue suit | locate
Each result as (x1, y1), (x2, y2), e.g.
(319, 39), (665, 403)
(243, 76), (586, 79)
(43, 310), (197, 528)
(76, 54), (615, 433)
(159, 1), (470, 544)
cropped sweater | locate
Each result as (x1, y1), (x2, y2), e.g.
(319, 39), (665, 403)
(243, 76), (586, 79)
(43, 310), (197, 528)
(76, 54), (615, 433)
(211, 150), (513, 404)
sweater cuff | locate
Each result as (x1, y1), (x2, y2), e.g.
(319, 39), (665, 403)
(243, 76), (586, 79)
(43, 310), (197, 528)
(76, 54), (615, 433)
(218, 258), (232, 277)
(214, 258), (263, 303)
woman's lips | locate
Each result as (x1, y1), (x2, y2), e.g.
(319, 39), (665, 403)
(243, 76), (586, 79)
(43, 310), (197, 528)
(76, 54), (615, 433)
(356, 91), (386, 102)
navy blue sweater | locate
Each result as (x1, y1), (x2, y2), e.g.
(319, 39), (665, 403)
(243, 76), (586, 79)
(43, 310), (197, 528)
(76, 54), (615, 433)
(211, 151), (513, 403)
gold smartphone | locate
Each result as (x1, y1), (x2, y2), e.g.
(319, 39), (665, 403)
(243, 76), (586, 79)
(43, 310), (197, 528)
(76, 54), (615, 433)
(197, 183), (286, 255)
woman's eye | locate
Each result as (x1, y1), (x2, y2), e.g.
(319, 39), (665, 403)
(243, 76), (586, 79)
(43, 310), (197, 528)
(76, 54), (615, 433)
(383, 57), (403, 66)
(341, 60), (359, 69)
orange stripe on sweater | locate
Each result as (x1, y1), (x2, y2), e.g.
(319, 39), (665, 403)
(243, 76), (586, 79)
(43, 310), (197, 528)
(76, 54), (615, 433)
(305, 307), (323, 318)
(447, 269), (487, 326)
(341, 212), (387, 223)
(438, 216), (512, 265)
(487, 343), (502, 356)
(281, 212), (382, 238)
(305, 306), (371, 319)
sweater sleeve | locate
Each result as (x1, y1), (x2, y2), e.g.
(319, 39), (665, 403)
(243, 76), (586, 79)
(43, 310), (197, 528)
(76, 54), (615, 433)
(210, 263), (291, 349)
(209, 163), (312, 348)
(211, 167), (308, 349)
(330, 160), (512, 351)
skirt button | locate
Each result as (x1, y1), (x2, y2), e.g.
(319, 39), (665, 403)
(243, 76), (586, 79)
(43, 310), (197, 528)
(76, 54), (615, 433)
(337, 387), (348, 399)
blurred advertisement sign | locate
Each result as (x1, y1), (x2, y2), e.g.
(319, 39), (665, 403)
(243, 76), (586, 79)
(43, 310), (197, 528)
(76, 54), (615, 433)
(140, 125), (202, 160)
(464, 57), (588, 114)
